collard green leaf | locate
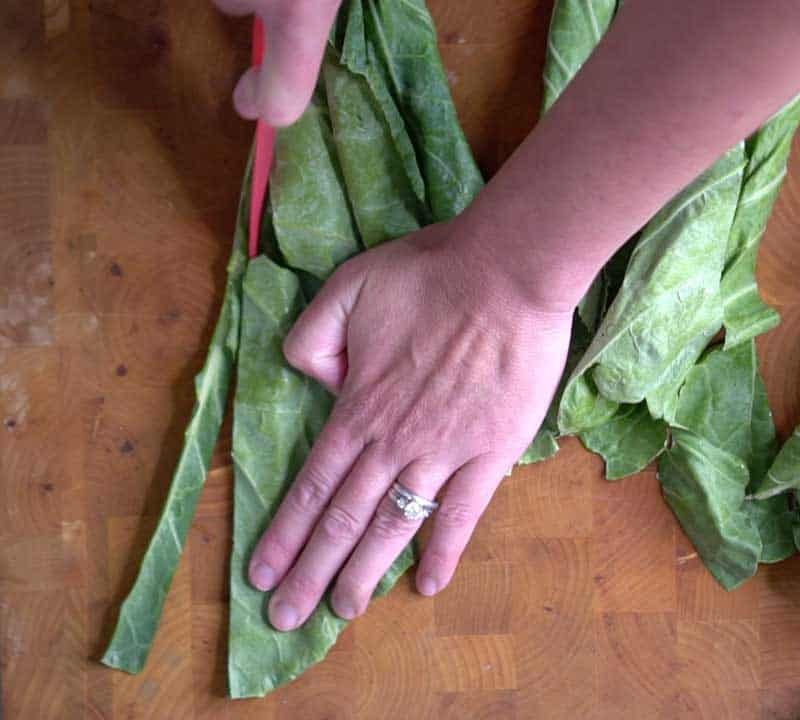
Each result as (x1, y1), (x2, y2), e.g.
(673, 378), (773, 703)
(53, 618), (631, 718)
(339, 0), (484, 221)
(270, 86), (361, 279)
(670, 340), (793, 579)
(577, 234), (638, 336)
(519, 414), (560, 465)
(672, 341), (777, 483)
(745, 494), (796, 563)
(102, 154), (252, 673)
(323, 54), (426, 246)
(228, 258), (415, 698)
(794, 516), (800, 553)
(580, 403), (667, 479)
(750, 425), (800, 499)
(644, 331), (713, 423)
(325, 0), (483, 246)
(659, 430), (760, 590)
(576, 277), (605, 336)
(722, 95), (800, 348)
(588, 148), (744, 404)
(334, 1), (427, 207)
(558, 373), (620, 434)
(542, 0), (618, 114)
(558, 146), (745, 434)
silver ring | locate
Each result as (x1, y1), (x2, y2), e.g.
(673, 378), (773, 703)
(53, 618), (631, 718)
(388, 481), (439, 521)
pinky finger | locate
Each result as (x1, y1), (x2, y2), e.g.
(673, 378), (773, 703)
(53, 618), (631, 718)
(415, 456), (506, 597)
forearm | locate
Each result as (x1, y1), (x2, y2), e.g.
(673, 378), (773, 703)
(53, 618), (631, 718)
(463, 0), (800, 312)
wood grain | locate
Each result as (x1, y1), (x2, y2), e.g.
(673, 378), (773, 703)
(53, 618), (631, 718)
(2, 1), (800, 718)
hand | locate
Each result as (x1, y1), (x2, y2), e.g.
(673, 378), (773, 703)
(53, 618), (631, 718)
(247, 220), (572, 630)
(212, 0), (341, 126)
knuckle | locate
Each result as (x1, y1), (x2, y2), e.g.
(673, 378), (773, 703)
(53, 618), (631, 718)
(282, 333), (309, 372)
(437, 500), (476, 529)
(335, 572), (372, 604)
(288, 467), (333, 512)
(259, 531), (294, 567)
(283, 571), (322, 602)
(371, 502), (414, 540)
(324, 416), (360, 453)
(319, 505), (361, 544)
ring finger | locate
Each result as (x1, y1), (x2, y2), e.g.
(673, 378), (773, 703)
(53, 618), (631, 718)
(330, 459), (450, 620)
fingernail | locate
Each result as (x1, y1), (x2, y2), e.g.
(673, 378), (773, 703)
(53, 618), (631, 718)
(333, 598), (358, 620)
(251, 562), (276, 591)
(269, 599), (299, 631)
(417, 575), (438, 596)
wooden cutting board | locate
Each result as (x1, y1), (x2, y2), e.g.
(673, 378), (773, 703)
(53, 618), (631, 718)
(2, 1), (800, 718)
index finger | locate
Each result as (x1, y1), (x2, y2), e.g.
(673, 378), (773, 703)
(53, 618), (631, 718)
(248, 410), (362, 591)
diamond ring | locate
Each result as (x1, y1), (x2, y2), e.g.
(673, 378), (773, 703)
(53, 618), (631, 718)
(388, 481), (439, 522)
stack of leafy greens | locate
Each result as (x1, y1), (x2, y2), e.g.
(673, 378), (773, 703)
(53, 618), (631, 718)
(102, 0), (800, 700)
(102, 0), (482, 698)
(530, 0), (800, 592)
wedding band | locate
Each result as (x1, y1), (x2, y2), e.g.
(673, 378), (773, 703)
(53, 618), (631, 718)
(388, 481), (439, 521)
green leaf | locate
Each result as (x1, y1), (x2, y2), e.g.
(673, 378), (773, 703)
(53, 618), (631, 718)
(323, 53), (427, 246)
(745, 494), (797, 563)
(660, 340), (793, 571)
(101, 152), (252, 673)
(519, 419), (560, 465)
(794, 514), (800, 553)
(542, 0), (619, 114)
(270, 87), (361, 279)
(228, 258), (415, 699)
(577, 234), (638, 336)
(559, 146), (745, 434)
(659, 430), (760, 590)
(671, 341), (777, 484)
(722, 95), (800, 348)
(542, 0), (740, 438)
(342, 0), (484, 221)
(335, 1), (427, 208)
(576, 276), (605, 336)
(325, 0), (484, 247)
(750, 425), (800, 499)
(580, 403), (668, 479)
(644, 331), (713, 423)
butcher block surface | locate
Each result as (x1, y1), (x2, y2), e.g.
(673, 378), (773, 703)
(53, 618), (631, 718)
(3, 1), (800, 718)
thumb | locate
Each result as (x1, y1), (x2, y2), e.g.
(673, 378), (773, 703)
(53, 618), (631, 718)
(282, 264), (362, 394)
(231, 0), (342, 126)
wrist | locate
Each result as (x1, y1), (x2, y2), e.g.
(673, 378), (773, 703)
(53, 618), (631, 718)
(451, 201), (602, 317)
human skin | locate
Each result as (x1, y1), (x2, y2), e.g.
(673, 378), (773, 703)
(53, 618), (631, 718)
(213, 0), (800, 631)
